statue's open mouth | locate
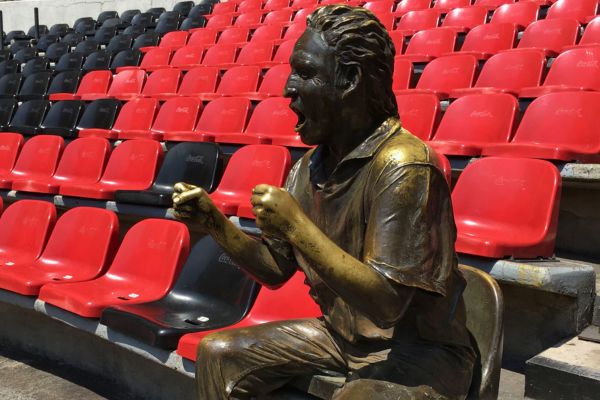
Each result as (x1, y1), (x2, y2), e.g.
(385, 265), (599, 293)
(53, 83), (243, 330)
(290, 104), (306, 133)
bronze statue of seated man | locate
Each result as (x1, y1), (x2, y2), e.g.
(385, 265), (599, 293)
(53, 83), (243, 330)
(173, 5), (475, 399)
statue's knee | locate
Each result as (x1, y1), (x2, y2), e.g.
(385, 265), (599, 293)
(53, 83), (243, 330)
(196, 331), (245, 364)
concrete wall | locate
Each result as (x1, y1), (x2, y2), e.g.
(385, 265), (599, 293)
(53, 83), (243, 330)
(0, 0), (184, 33)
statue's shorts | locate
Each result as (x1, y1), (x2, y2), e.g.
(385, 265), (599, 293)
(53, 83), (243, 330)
(195, 318), (475, 400)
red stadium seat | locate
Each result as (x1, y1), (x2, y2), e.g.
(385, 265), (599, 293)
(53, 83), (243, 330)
(237, 0), (262, 13)
(39, 219), (190, 318)
(216, 97), (295, 145)
(393, 0), (432, 18)
(59, 139), (163, 199)
(396, 93), (441, 140)
(79, 97), (159, 139)
(199, 65), (260, 100)
(140, 68), (181, 100)
(396, 28), (456, 63)
(235, 41), (275, 67)
(12, 137), (111, 194)
(205, 14), (235, 30)
(546, 0), (599, 24)
(152, 31), (189, 51)
(395, 54), (478, 99)
(117, 47), (172, 72)
(239, 63), (290, 100)
(187, 28), (218, 47)
(172, 66), (220, 98)
(201, 43), (238, 68)
(251, 24), (283, 43)
(290, 0), (317, 10)
(106, 69), (146, 100)
(271, 39), (295, 64)
(169, 46), (205, 70)
(263, 0), (290, 11)
(392, 58), (414, 92)
(396, 9), (441, 36)
(436, 152), (452, 186)
(450, 49), (545, 97)
(389, 30), (406, 53)
(519, 47), (600, 97)
(452, 22), (517, 60)
(506, 18), (579, 57)
(433, 0), (472, 13)
(482, 91), (600, 162)
(262, 9), (293, 25)
(217, 27), (250, 45)
(0, 200), (56, 268)
(292, 7), (315, 24)
(364, 1), (395, 15)
(177, 271), (320, 361)
(0, 133), (24, 177)
(163, 97), (251, 142)
(473, 0), (515, 10)
(0, 207), (119, 296)
(119, 97), (202, 140)
(564, 16), (600, 50)
(441, 6), (489, 33)
(452, 157), (561, 258)
(50, 70), (112, 101)
(234, 11), (263, 28)
(428, 93), (518, 156)
(0, 135), (64, 189)
(214, 144), (291, 217)
(209, 2), (237, 16)
(490, 2), (539, 30)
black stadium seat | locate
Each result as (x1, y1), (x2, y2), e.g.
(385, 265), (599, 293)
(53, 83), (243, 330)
(115, 142), (222, 207)
(0, 98), (18, 129)
(49, 24), (70, 37)
(0, 60), (21, 76)
(0, 49), (11, 63)
(110, 49), (141, 70)
(17, 71), (52, 101)
(45, 42), (70, 62)
(174, 1), (196, 17)
(132, 12), (156, 29)
(3, 99), (50, 135)
(180, 17), (207, 31)
(76, 98), (122, 134)
(106, 34), (133, 55)
(97, 11), (119, 26)
(14, 48), (37, 63)
(61, 32), (85, 46)
(22, 57), (50, 78)
(82, 50), (112, 72)
(74, 19), (96, 36)
(55, 52), (84, 73)
(36, 100), (84, 137)
(123, 25), (146, 38)
(101, 236), (259, 350)
(93, 27), (117, 45)
(35, 34), (60, 52)
(47, 70), (82, 99)
(0, 73), (23, 98)
(121, 9), (142, 25)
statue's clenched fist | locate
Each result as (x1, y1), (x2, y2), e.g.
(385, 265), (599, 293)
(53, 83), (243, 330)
(250, 184), (304, 240)
(172, 182), (221, 231)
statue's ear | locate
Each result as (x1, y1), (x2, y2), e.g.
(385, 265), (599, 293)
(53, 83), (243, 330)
(341, 64), (362, 99)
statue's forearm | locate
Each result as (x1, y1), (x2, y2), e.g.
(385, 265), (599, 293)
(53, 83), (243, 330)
(287, 213), (414, 325)
(203, 212), (296, 288)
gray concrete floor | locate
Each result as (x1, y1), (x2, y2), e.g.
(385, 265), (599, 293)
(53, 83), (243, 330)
(0, 347), (526, 400)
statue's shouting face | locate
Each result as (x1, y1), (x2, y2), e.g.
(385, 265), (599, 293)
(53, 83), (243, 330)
(284, 29), (342, 146)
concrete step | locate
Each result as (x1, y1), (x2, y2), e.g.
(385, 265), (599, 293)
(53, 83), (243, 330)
(525, 334), (600, 400)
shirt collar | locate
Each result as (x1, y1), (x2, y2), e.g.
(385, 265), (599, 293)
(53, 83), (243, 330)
(309, 117), (402, 185)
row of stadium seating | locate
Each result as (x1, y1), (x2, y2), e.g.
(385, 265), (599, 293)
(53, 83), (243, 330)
(0, 89), (598, 160)
(0, 153), (560, 355)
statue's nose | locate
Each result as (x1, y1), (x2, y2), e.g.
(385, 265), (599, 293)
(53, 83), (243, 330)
(283, 84), (297, 99)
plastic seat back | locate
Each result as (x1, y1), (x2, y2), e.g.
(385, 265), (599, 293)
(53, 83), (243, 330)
(159, 31), (189, 50)
(459, 23), (517, 57)
(82, 50), (112, 72)
(537, 47), (600, 91)
(263, 9), (293, 25)
(0, 200), (56, 265)
(0, 73), (22, 98)
(264, 0), (290, 11)
(8, 99), (51, 135)
(181, 16), (208, 31)
(416, 54), (478, 93)
(174, 1), (196, 16)
(433, 0), (471, 12)
(107, 69), (146, 99)
(62, 32), (85, 47)
(18, 71), (52, 101)
(432, 93), (518, 144)
(14, 48), (38, 64)
(234, 11), (263, 28)
(256, 64), (290, 97)
(107, 219), (189, 290)
(137, 47), (172, 70)
(206, 14), (235, 30)
(111, 98), (159, 133)
(55, 53), (84, 74)
(22, 57), (50, 78)
(460, 265), (504, 400)
(452, 157), (561, 258)
(442, 6), (489, 31)
(36, 206), (119, 282)
(188, 28), (218, 47)
(132, 13), (155, 28)
(216, 66), (260, 95)
(45, 42), (70, 62)
(516, 18), (579, 55)
(546, 0), (599, 24)
(98, 139), (163, 187)
(0, 133), (24, 175)
(49, 137), (111, 186)
(98, 11), (119, 26)
(106, 34), (134, 55)
(170, 46), (205, 69)
(473, 50), (545, 92)
(218, 27), (250, 45)
(474, 0), (514, 8)
(510, 91), (600, 151)
(251, 25), (284, 43)
(9, 135), (64, 181)
(110, 49), (142, 70)
(403, 28), (457, 58)
(151, 97), (202, 135)
(77, 99), (122, 131)
(272, 39), (295, 64)
(237, 41), (275, 65)
(282, 23), (306, 42)
(201, 44), (238, 67)
(94, 27), (117, 45)
(74, 39), (100, 57)
(178, 67), (219, 96)
(47, 71), (82, 98)
(133, 33), (161, 50)
(210, 2), (237, 15)
(490, 2), (539, 29)
(365, 1), (395, 14)
(577, 16), (600, 47)
(0, 99), (18, 129)
(38, 100), (85, 136)
(245, 97), (295, 138)
(397, 9), (441, 34)
(75, 70), (113, 98)
(195, 97), (251, 134)
(396, 93), (440, 140)
(142, 68), (181, 98)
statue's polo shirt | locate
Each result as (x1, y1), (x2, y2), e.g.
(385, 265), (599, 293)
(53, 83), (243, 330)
(279, 117), (472, 350)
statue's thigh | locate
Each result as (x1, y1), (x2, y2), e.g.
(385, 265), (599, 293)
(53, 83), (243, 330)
(332, 379), (449, 400)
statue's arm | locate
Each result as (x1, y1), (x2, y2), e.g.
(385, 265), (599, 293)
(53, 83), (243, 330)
(172, 183), (297, 288)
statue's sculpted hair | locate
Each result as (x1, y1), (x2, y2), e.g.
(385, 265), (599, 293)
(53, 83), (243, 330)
(307, 5), (399, 119)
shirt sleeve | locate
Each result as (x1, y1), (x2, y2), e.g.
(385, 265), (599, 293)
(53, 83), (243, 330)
(362, 162), (457, 297)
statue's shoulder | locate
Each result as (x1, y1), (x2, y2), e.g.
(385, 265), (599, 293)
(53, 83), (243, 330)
(374, 127), (435, 168)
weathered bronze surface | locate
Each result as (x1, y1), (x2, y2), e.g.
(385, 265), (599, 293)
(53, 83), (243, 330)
(173, 5), (476, 399)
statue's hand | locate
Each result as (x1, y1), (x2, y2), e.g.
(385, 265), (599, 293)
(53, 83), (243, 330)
(172, 182), (221, 231)
(251, 184), (304, 240)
